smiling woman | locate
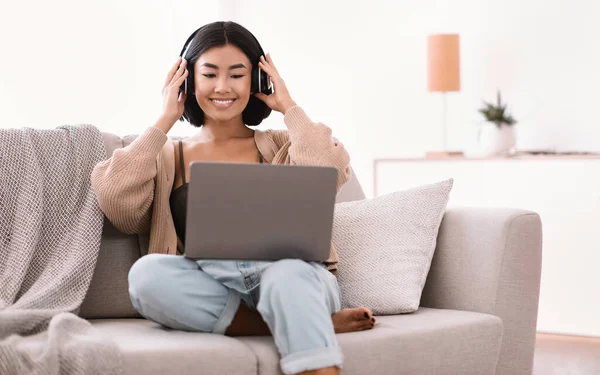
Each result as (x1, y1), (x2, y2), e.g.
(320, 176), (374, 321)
(91, 20), (365, 375)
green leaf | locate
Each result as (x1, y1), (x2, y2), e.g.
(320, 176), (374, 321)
(478, 90), (517, 126)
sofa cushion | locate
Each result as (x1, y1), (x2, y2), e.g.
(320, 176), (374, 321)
(80, 132), (146, 319)
(335, 166), (366, 203)
(238, 307), (502, 375)
(332, 179), (453, 314)
(78, 310), (501, 375)
(79, 217), (141, 319)
(89, 319), (258, 375)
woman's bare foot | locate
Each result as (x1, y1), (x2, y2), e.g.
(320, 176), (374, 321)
(331, 307), (376, 333)
(226, 304), (375, 336)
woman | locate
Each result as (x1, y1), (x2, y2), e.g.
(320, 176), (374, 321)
(91, 21), (374, 375)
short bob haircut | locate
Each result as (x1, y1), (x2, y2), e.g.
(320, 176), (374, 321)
(179, 21), (272, 127)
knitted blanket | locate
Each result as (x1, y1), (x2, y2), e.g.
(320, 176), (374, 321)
(0, 124), (121, 374)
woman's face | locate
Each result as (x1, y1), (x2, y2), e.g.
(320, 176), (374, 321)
(193, 44), (253, 123)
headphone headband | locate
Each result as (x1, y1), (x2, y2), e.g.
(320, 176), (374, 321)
(179, 26), (205, 59)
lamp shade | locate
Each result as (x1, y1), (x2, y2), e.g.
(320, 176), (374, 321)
(427, 34), (460, 92)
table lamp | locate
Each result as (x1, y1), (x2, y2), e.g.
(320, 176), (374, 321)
(427, 33), (461, 157)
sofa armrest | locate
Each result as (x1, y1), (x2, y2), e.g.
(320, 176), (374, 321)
(421, 207), (542, 375)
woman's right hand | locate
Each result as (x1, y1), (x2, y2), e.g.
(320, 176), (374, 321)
(160, 57), (188, 127)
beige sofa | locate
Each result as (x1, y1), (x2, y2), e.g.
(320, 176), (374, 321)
(78, 132), (543, 375)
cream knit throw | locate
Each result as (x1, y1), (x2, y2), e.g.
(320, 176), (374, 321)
(0, 125), (121, 374)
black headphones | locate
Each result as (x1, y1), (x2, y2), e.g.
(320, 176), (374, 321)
(178, 25), (272, 96)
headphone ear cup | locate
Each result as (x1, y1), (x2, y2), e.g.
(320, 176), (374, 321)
(183, 68), (194, 95)
(180, 76), (187, 94)
(259, 66), (271, 95)
(252, 66), (261, 94)
(178, 65), (192, 95)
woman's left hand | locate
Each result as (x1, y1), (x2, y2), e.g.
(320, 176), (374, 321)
(254, 53), (297, 115)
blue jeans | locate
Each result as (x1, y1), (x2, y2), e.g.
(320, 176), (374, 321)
(128, 255), (343, 374)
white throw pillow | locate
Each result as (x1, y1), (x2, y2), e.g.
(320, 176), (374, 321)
(332, 179), (453, 315)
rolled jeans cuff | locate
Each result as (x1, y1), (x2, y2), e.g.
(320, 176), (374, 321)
(212, 288), (242, 334)
(280, 347), (343, 375)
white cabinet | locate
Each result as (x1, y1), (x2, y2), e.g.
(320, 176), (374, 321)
(374, 156), (600, 337)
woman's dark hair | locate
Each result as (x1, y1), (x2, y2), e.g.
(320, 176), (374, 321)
(179, 21), (272, 127)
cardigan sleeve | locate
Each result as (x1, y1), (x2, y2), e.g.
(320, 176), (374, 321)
(91, 126), (168, 234)
(278, 106), (352, 192)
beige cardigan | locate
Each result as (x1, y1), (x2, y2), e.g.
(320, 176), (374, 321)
(91, 106), (351, 270)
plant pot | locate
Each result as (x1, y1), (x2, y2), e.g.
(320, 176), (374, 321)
(478, 122), (516, 156)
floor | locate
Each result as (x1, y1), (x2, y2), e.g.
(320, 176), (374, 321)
(533, 333), (600, 375)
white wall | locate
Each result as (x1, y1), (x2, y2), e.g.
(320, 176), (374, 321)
(229, 0), (600, 197)
(2, 0), (599, 197)
(0, 0), (219, 138)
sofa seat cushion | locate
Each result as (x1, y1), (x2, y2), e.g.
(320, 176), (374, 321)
(83, 308), (502, 375)
(238, 307), (503, 375)
(89, 319), (257, 375)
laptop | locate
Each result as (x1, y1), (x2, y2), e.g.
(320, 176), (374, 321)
(183, 161), (338, 261)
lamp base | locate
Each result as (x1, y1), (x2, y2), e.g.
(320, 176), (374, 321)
(425, 151), (465, 159)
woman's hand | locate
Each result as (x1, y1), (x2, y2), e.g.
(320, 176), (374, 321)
(254, 53), (297, 115)
(160, 57), (189, 126)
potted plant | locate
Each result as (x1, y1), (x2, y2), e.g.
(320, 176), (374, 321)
(477, 90), (517, 156)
